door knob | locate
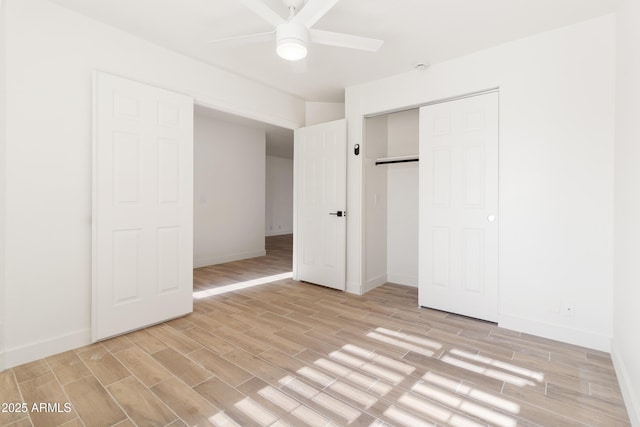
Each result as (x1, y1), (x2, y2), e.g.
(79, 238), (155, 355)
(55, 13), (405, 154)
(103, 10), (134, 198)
(329, 211), (345, 217)
(487, 214), (496, 222)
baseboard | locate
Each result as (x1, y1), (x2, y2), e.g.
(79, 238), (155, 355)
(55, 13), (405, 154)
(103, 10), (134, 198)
(611, 341), (640, 426)
(265, 229), (293, 237)
(387, 273), (418, 288)
(4, 328), (90, 369)
(193, 250), (266, 268)
(363, 274), (387, 294)
(498, 314), (612, 352)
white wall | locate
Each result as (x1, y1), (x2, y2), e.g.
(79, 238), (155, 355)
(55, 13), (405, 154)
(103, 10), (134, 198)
(265, 155), (294, 237)
(1, 0), (304, 368)
(613, 0), (640, 423)
(346, 15), (616, 351)
(0, 0), (7, 371)
(363, 116), (388, 291)
(194, 114), (266, 268)
(305, 102), (345, 126)
(386, 110), (419, 287)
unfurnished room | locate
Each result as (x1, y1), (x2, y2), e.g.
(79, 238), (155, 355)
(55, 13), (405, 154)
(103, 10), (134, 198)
(0, 0), (639, 426)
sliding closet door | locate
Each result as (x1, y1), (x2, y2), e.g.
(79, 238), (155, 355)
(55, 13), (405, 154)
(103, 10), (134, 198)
(418, 92), (499, 322)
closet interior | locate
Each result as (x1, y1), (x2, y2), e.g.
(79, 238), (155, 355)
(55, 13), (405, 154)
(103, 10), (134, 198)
(363, 108), (420, 292)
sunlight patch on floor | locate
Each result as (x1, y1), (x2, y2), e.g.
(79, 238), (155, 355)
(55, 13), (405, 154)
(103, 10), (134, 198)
(374, 327), (443, 350)
(312, 357), (393, 396)
(234, 397), (278, 426)
(342, 344), (416, 375)
(423, 371), (521, 414)
(441, 354), (536, 387)
(258, 384), (298, 411)
(279, 375), (362, 424)
(450, 348), (545, 382)
(193, 272), (293, 299)
(366, 330), (436, 356)
(411, 383), (517, 427)
(384, 405), (437, 427)
(329, 349), (405, 385)
(398, 393), (486, 427)
(209, 411), (240, 426)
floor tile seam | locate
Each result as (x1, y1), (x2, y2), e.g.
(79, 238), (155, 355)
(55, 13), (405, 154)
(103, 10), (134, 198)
(3, 369), (31, 427)
(503, 383), (629, 425)
(40, 356), (87, 426)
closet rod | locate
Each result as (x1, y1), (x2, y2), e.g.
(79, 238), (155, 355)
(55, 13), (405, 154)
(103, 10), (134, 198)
(375, 158), (419, 166)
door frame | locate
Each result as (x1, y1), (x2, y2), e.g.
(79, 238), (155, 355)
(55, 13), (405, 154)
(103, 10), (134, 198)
(360, 87), (500, 299)
(91, 71), (302, 340)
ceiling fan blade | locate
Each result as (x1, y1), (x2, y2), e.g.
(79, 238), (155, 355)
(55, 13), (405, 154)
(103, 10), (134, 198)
(207, 31), (275, 46)
(292, 0), (340, 28)
(309, 29), (383, 52)
(239, 0), (285, 27)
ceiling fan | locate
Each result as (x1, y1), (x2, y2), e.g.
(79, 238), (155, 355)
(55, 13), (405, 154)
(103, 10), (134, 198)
(209, 0), (384, 62)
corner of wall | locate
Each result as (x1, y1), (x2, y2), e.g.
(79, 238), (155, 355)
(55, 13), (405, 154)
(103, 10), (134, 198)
(386, 273), (418, 288)
(611, 340), (640, 426)
(345, 87), (364, 295)
(0, 0), (7, 372)
(363, 274), (387, 294)
(613, 0), (640, 423)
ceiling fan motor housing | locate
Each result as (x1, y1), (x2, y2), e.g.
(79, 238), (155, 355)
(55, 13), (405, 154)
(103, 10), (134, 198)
(276, 21), (309, 60)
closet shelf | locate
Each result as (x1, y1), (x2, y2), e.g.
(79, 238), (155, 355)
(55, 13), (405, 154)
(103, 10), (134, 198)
(375, 155), (419, 165)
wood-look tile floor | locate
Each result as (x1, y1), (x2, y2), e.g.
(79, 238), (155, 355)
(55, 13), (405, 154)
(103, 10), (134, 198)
(0, 234), (630, 426)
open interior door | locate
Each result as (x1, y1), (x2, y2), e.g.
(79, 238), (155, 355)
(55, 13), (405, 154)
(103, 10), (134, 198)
(92, 71), (194, 341)
(294, 119), (347, 290)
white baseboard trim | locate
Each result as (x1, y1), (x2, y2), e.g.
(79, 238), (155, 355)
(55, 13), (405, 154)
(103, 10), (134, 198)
(193, 250), (266, 268)
(387, 273), (418, 288)
(363, 274), (387, 294)
(265, 230), (293, 237)
(611, 341), (640, 427)
(498, 314), (612, 353)
(4, 328), (90, 369)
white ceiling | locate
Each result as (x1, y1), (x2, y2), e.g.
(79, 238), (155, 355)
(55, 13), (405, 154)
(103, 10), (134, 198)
(48, 0), (617, 102)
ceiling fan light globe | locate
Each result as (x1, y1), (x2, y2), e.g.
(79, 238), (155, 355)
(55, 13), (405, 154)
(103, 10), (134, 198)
(276, 21), (309, 61)
(277, 40), (308, 61)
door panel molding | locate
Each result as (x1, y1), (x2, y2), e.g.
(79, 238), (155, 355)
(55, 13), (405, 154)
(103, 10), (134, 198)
(293, 119), (347, 290)
(419, 92), (499, 322)
(92, 71), (194, 341)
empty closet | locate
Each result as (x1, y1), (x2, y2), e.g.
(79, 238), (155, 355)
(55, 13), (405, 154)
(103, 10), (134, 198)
(363, 91), (500, 323)
(363, 109), (420, 292)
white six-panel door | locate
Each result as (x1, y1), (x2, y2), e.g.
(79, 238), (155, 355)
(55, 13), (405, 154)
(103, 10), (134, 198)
(294, 119), (347, 290)
(92, 72), (194, 341)
(419, 92), (499, 322)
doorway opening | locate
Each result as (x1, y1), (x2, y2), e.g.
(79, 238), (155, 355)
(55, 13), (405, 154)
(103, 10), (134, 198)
(192, 105), (294, 295)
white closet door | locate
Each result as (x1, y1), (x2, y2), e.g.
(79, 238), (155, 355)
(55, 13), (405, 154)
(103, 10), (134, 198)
(294, 119), (347, 290)
(92, 71), (194, 341)
(419, 92), (499, 322)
